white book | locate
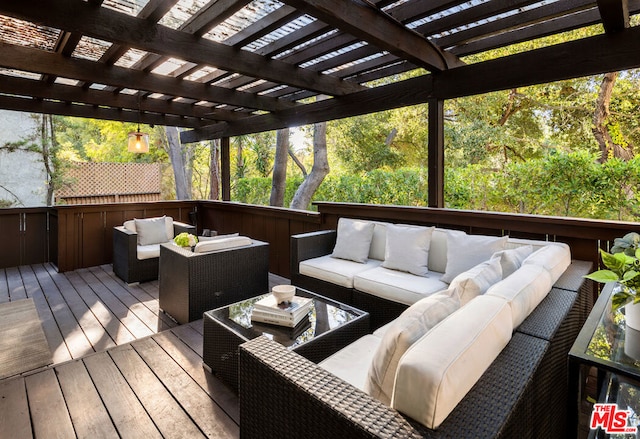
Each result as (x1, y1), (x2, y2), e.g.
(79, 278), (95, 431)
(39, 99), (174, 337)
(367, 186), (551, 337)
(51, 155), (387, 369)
(251, 308), (309, 327)
(253, 295), (312, 318)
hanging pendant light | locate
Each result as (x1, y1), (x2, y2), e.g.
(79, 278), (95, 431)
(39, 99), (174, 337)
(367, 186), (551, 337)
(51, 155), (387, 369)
(128, 123), (149, 153)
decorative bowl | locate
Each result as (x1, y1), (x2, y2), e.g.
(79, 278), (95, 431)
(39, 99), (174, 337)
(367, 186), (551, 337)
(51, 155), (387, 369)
(272, 284), (296, 304)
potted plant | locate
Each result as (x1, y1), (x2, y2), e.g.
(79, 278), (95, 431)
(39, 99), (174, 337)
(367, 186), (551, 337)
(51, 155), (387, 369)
(585, 232), (640, 329)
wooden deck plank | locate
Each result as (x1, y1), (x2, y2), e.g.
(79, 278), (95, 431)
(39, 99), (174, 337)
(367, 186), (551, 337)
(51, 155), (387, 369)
(43, 263), (117, 353)
(28, 265), (94, 358)
(109, 344), (207, 439)
(24, 369), (75, 439)
(16, 266), (72, 363)
(96, 265), (176, 331)
(65, 270), (135, 346)
(132, 337), (240, 438)
(170, 320), (205, 357)
(76, 268), (153, 339)
(56, 360), (119, 439)
(0, 269), (9, 303)
(155, 329), (240, 424)
(83, 351), (163, 439)
(0, 377), (32, 438)
(5, 266), (26, 300)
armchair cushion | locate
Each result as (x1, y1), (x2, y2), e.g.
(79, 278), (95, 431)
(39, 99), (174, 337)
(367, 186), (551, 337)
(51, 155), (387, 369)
(133, 216), (173, 245)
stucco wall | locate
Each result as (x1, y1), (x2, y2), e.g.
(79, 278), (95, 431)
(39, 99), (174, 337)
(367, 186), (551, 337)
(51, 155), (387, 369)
(0, 111), (48, 206)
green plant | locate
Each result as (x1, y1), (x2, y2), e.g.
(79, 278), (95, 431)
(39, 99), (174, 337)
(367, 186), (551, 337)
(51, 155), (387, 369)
(585, 232), (640, 309)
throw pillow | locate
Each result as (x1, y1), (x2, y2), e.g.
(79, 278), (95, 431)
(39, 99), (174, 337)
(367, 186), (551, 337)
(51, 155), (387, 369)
(441, 232), (508, 283)
(382, 224), (434, 277)
(364, 289), (460, 406)
(490, 245), (533, 278)
(331, 218), (375, 263)
(449, 257), (502, 305)
(135, 216), (170, 246)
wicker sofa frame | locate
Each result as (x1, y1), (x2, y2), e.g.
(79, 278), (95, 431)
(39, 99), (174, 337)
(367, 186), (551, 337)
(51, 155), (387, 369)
(240, 261), (593, 439)
(113, 220), (195, 284)
(158, 239), (269, 324)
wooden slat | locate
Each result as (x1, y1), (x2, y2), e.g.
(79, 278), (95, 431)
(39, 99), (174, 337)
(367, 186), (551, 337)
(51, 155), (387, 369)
(25, 369), (75, 439)
(56, 360), (119, 439)
(83, 352), (163, 438)
(0, 269), (9, 303)
(132, 337), (240, 437)
(5, 267), (26, 300)
(76, 268), (153, 339)
(65, 271), (136, 345)
(28, 265), (94, 358)
(109, 344), (206, 438)
(44, 263), (117, 352)
(0, 378), (32, 438)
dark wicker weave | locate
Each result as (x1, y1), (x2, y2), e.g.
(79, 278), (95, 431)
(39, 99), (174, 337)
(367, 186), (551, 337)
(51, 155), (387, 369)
(238, 261), (594, 439)
(203, 288), (370, 392)
(158, 239), (269, 324)
(112, 221), (195, 284)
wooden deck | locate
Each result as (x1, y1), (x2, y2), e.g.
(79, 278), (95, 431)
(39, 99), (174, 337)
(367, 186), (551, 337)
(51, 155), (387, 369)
(0, 263), (287, 439)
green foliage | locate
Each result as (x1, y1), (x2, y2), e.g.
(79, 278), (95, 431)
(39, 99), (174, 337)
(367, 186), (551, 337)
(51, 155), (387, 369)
(585, 248), (640, 308)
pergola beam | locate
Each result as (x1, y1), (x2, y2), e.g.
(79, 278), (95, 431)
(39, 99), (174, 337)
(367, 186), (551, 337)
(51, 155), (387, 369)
(0, 0), (364, 97)
(0, 42), (294, 113)
(280, 0), (463, 71)
(597, 0), (630, 33)
(0, 95), (205, 128)
(181, 25), (640, 142)
(0, 75), (242, 123)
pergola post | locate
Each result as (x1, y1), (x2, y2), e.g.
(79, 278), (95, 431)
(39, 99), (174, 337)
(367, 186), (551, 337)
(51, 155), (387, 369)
(221, 136), (231, 201)
(427, 98), (444, 208)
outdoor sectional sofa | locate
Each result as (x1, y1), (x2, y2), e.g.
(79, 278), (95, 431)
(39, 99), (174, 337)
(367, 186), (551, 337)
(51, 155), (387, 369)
(238, 219), (594, 438)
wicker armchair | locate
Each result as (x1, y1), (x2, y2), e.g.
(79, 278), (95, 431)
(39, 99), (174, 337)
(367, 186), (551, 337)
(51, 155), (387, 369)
(112, 219), (195, 284)
(158, 239), (269, 324)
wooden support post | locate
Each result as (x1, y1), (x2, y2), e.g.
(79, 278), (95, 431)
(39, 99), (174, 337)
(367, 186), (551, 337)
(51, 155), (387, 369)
(221, 137), (231, 201)
(428, 98), (444, 208)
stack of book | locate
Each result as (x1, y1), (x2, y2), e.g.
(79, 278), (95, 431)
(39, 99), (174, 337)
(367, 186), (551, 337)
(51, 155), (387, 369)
(251, 295), (313, 328)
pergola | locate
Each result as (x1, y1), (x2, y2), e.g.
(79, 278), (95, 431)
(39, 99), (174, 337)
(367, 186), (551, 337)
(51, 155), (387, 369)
(1, 0), (639, 205)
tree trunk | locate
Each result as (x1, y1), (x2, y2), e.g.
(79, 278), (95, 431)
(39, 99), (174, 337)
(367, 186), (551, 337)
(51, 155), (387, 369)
(165, 126), (191, 199)
(592, 72), (634, 162)
(209, 139), (220, 200)
(236, 136), (245, 178)
(270, 128), (289, 207)
(290, 121), (329, 210)
(41, 115), (55, 206)
(288, 148), (307, 177)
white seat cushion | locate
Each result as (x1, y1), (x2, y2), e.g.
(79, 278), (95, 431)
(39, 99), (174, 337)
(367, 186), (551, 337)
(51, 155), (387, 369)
(300, 255), (382, 289)
(365, 289), (460, 405)
(392, 295), (513, 429)
(486, 264), (553, 328)
(319, 334), (383, 391)
(354, 267), (448, 306)
(137, 243), (162, 260)
(522, 243), (571, 284)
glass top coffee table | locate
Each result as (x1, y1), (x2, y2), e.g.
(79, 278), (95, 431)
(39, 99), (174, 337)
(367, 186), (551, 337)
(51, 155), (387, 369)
(569, 282), (640, 438)
(203, 286), (370, 391)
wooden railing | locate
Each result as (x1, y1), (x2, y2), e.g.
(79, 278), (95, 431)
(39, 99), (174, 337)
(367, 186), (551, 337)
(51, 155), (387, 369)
(1, 201), (638, 278)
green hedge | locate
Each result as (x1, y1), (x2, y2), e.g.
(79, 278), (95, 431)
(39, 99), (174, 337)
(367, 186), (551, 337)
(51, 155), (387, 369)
(232, 152), (640, 221)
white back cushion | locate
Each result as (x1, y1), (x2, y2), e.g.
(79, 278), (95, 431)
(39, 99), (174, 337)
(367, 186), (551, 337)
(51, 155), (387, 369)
(428, 228), (449, 273)
(135, 216), (171, 246)
(382, 225), (434, 277)
(522, 243), (571, 284)
(365, 289), (460, 405)
(490, 245), (533, 278)
(331, 218), (375, 263)
(392, 295), (512, 429)
(486, 264), (553, 328)
(449, 257), (503, 305)
(441, 232), (508, 283)
(368, 222), (389, 261)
